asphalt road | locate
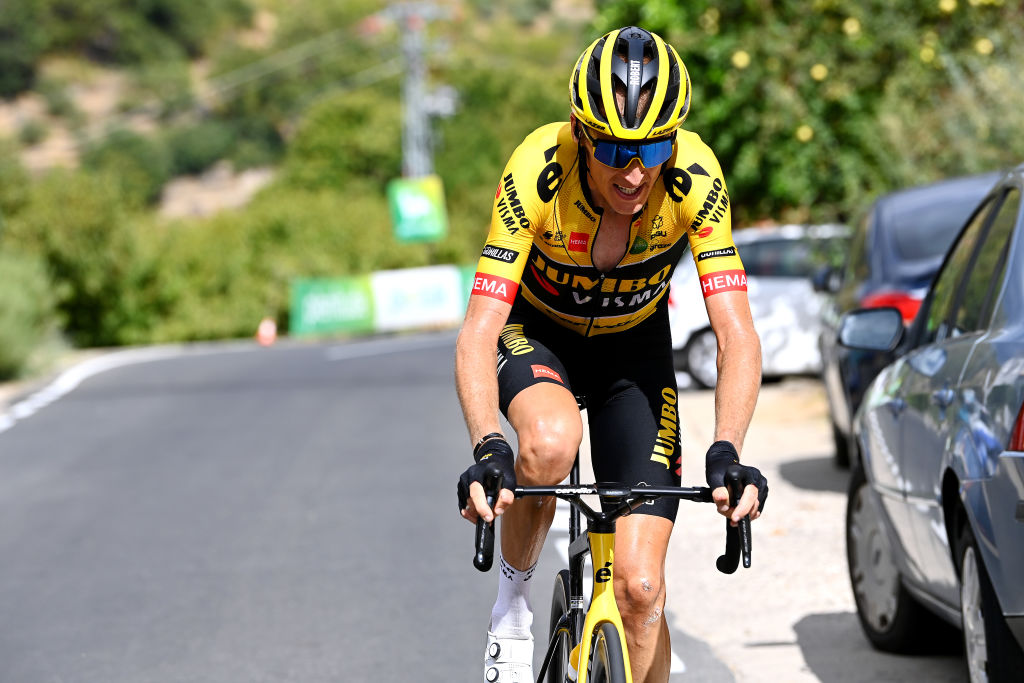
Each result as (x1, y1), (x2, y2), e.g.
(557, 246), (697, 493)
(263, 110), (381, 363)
(0, 332), (969, 682)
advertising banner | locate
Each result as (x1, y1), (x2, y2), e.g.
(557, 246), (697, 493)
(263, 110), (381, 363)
(370, 266), (464, 332)
(290, 277), (374, 336)
(290, 264), (473, 338)
(387, 174), (449, 243)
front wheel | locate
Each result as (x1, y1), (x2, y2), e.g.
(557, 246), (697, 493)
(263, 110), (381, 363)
(547, 569), (574, 683)
(587, 622), (628, 683)
(957, 522), (1024, 682)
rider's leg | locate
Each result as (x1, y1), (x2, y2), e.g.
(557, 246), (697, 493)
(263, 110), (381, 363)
(501, 381), (582, 569)
(487, 381), (581, 641)
(613, 514), (674, 683)
(584, 341), (681, 682)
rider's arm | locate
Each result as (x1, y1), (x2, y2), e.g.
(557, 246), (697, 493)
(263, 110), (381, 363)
(455, 294), (511, 453)
(704, 291), (764, 523)
(455, 295), (517, 524)
(676, 139), (765, 521)
(455, 128), (556, 522)
(705, 290), (761, 454)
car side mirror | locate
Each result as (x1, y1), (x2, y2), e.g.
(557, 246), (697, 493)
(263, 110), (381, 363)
(811, 264), (841, 294)
(838, 307), (904, 351)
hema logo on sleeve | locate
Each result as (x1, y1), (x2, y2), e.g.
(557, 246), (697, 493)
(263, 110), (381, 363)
(472, 273), (518, 304)
(699, 269), (747, 298)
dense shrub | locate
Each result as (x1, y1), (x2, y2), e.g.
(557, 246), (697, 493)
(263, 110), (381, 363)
(0, 142), (32, 219)
(81, 129), (173, 205)
(227, 116), (285, 169)
(279, 89), (403, 192)
(165, 120), (238, 176)
(40, 0), (251, 64)
(0, 250), (58, 380)
(147, 185), (433, 341)
(4, 171), (168, 347)
(0, 0), (47, 97)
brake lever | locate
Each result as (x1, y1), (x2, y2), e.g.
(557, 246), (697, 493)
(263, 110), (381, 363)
(473, 465), (503, 572)
(716, 464), (753, 574)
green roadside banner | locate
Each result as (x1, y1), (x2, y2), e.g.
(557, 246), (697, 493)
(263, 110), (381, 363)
(290, 277), (374, 336)
(387, 174), (449, 243)
(289, 264), (476, 338)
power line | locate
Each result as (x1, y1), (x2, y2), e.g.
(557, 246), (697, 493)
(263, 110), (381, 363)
(380, 2), (455, 178)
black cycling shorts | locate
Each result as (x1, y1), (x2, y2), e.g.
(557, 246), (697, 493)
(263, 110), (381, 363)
(495, 305), (684, 521)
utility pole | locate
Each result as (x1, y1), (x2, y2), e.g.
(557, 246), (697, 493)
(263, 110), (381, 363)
(382, 2), (455, 178)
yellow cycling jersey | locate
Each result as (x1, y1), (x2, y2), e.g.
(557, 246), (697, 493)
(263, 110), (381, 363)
(470, 122), (745, 336)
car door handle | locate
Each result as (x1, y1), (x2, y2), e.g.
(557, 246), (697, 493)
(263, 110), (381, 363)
(932, 388), (955, 408)
(886, 398), (906, 417)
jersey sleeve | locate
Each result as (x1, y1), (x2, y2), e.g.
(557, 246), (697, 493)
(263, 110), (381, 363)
(676, 141), (747, 299)
(469, 127), (556, 305)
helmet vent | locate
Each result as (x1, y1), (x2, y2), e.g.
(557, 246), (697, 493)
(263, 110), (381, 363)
(654, 52), (681, 128)
(585, 42), (608, 124)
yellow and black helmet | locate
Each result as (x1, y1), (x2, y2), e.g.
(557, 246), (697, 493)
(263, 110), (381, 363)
(570, 26), (691, 140)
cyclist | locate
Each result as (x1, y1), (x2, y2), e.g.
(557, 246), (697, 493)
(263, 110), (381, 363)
(456, 26), (769, 683)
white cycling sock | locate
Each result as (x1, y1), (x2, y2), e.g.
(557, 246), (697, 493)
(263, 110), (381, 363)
(489, 554), (536, 639)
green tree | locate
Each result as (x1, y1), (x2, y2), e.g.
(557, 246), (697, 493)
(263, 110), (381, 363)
(594, 0), (1024, 223)
(81, 129), (173, 205)
(5, 171), (167, 346)
(0, 0), (47, 97)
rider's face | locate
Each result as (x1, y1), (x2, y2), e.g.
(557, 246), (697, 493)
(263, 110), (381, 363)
(575, 121), (666, 217)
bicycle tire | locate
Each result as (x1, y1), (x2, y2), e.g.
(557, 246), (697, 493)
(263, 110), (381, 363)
(587, 622), (628, 683)
(548, 569), (573, 683)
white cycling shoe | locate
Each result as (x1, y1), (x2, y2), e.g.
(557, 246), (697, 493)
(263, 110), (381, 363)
(484, 630), (534, 682)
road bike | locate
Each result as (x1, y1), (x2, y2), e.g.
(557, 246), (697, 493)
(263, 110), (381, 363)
(472, 457), (752, 683)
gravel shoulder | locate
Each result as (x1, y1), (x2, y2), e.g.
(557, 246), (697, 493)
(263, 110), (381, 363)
(665, 378), (966, 682)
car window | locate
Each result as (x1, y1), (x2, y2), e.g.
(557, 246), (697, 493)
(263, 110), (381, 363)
(740, 237), (846, 278)
(951, 188), (1021, 335)
(889, 200), (978, 261)
(922, 198), (996, 343)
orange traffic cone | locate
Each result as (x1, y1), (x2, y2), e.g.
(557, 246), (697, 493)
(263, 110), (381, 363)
(256, 317), (277, 346)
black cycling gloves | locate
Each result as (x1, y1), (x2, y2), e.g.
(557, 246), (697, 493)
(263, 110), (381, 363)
(458, 435), (517, 513)
(705, 440), (769, 513)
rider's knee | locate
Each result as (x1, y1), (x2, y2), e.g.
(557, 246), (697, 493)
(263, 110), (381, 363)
(614, 571), (665, 623)
(515, 415), (581, 484)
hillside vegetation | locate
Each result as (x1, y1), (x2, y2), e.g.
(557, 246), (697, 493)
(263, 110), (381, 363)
(1, 0), (1023, 378)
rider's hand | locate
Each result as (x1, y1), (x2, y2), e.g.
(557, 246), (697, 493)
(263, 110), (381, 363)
(705, 440), (768, 525)
(458, 436), (517, 524)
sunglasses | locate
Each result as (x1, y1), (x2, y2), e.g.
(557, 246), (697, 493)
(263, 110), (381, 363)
(578, 125), (676, 169)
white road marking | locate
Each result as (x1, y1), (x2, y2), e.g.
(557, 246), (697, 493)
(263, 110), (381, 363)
(0, 347), (183, 435)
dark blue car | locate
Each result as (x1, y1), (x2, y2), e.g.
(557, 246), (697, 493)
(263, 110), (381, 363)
(838, 164), (1024, 681)
(818, 171), (1003, 467)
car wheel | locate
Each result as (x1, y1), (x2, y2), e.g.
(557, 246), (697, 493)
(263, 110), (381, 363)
(846, 465), (939, 652)
(683, 328), (718, 389)
(957, 521), (1024, 682)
